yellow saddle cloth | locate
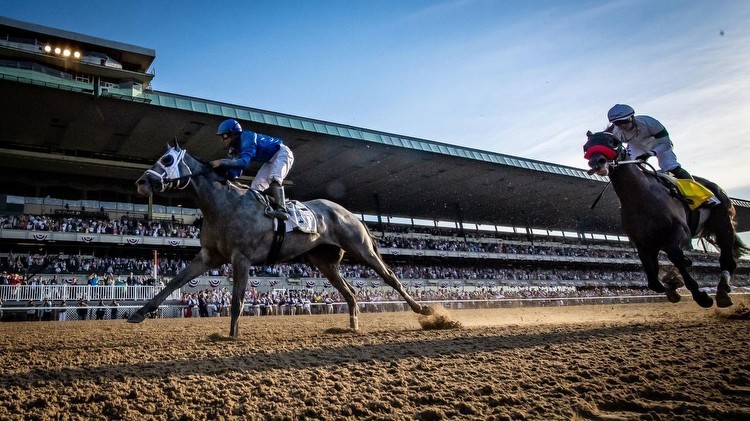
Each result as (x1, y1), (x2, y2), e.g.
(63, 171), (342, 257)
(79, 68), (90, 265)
(672, 178), (715, 210)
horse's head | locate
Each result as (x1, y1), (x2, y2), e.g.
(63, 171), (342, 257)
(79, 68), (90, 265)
(136, 144), (193, 195)
(583, 131), (624, 176)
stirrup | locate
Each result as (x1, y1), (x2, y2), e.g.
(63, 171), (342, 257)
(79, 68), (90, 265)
(265, 206), (289, 220)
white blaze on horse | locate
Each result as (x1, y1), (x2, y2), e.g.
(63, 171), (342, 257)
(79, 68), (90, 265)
(584, 131), (749, 308)
(128, 144), (433, 337)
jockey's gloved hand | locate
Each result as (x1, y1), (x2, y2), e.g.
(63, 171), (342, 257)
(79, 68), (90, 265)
(635, 151), (654, 162)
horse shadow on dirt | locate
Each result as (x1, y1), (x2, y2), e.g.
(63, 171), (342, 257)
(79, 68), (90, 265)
(2, 321), (706, 388)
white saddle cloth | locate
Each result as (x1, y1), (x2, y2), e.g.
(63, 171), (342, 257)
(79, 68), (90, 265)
(274, 201), (317, 233)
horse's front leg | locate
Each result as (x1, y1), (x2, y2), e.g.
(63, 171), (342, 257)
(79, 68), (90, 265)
(128, 249), (218, 323)
(635, 248), (666, 293)
(228, 253), (250, 338)
(665, 246), (713, 308)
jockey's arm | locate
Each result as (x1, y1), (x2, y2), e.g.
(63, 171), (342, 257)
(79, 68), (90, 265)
(641, 116), (672, 155)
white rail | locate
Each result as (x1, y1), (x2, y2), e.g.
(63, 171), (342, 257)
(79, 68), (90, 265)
(0, 284), (181, 302)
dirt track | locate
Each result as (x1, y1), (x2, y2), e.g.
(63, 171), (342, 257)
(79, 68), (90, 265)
(1, 299), (749, 420)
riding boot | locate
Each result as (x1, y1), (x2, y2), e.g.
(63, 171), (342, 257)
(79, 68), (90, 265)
(266, 181), (289, 220)
(670, 166), (693, 181)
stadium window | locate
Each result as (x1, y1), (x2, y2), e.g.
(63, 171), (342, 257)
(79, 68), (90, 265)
(412, 218), (433, 227)
(389, 216), (411, 225)
(436, 220), (456, 229)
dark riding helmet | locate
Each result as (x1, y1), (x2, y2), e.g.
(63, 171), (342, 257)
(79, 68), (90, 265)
(607, 104), (635, 123)
(216, 119), (242, 135)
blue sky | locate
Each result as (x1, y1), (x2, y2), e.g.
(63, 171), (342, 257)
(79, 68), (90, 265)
(3, 0), (750, 199)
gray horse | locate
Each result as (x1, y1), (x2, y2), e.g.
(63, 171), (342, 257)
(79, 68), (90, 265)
(128, 145), (433, 337)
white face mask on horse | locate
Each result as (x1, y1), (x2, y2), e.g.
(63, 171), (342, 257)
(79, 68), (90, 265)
(145, 146), (191, 192)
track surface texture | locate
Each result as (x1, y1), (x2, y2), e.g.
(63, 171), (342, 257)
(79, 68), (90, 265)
(1, 300), (749, 420)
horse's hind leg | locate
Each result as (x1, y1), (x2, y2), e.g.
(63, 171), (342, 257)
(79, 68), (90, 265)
(306, 246), (360, 331)
(661, 267), (684, 303)
(715, 270), (733, 308)
(355, 250), (433, 316)
(712, 220), (736, 308)
(343, 237), (432, 316)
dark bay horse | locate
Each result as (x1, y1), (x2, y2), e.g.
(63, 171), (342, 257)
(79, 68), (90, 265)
(128, 145), (433, 337)
(584, 131), (748, 308)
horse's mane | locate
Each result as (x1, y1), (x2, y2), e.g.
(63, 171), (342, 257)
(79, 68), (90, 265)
(182, 149), (254, 194)
(183, 151), (219, 178)
(190, 153), (211, 168)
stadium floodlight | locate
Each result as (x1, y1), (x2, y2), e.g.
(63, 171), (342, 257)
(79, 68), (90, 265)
(42, 43), (82, 60)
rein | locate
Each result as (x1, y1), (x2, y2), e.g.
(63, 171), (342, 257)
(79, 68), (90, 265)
(589, 155), (649, 209)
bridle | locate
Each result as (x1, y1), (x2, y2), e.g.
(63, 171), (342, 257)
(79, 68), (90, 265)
(145, 147), (210, 192)
(603, 145), (657, 173)
(585, 134), (656, 208)
(586, 137), (653, 172)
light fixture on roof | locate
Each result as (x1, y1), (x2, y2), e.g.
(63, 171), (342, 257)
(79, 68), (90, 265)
(42, 43), (82, 61)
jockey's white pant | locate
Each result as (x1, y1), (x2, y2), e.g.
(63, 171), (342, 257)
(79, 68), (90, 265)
(625, 144), (681, 172)
(251, 144), (294, 191)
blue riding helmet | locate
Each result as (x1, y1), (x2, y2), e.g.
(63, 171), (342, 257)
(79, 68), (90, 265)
(607, 104), (635, 122)
(216, 119), (242, 135)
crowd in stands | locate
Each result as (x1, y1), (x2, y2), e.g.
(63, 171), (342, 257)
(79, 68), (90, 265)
(1, 212), (748, 290)
(0, 213), (200, 238)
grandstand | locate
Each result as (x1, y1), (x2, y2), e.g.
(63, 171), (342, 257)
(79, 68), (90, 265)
(1, 16), (749, 320)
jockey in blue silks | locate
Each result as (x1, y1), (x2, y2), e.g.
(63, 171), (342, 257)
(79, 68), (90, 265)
(211, 119), (294, 220)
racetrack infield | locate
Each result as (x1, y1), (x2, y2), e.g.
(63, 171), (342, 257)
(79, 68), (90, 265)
(1, 299), (749, 420)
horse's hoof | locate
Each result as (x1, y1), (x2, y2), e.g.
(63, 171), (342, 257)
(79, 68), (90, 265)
(694, 292), (714, 308)
(648, 281), (666, 294)
(665, 289), (682, 303)
(127, 313), (145, 323)
(420, 306), (435, 316)
(715, 291), (733, 308)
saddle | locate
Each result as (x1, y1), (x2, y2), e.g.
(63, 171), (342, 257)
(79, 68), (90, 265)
(247, 190), (319, 265)
(248, 190), (317, 233)
(654, 173), (715, 210)
(653, 173), (715, 236)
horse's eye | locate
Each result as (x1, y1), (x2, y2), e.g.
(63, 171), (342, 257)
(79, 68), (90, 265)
(160, 155), (174, 166)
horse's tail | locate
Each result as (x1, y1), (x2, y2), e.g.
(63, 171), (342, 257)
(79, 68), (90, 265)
(734, 234), (750, 259)
(359, 220), (384, 258)
(718, 188), (750, 259)
(700, 178), (750, 259)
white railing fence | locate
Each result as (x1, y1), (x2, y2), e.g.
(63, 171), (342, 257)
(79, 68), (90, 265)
(0, 284), (181, 302)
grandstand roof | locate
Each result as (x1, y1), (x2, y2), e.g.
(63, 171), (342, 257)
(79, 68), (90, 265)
(1, 17), (748, 234)
(3, 79), (749, 234)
